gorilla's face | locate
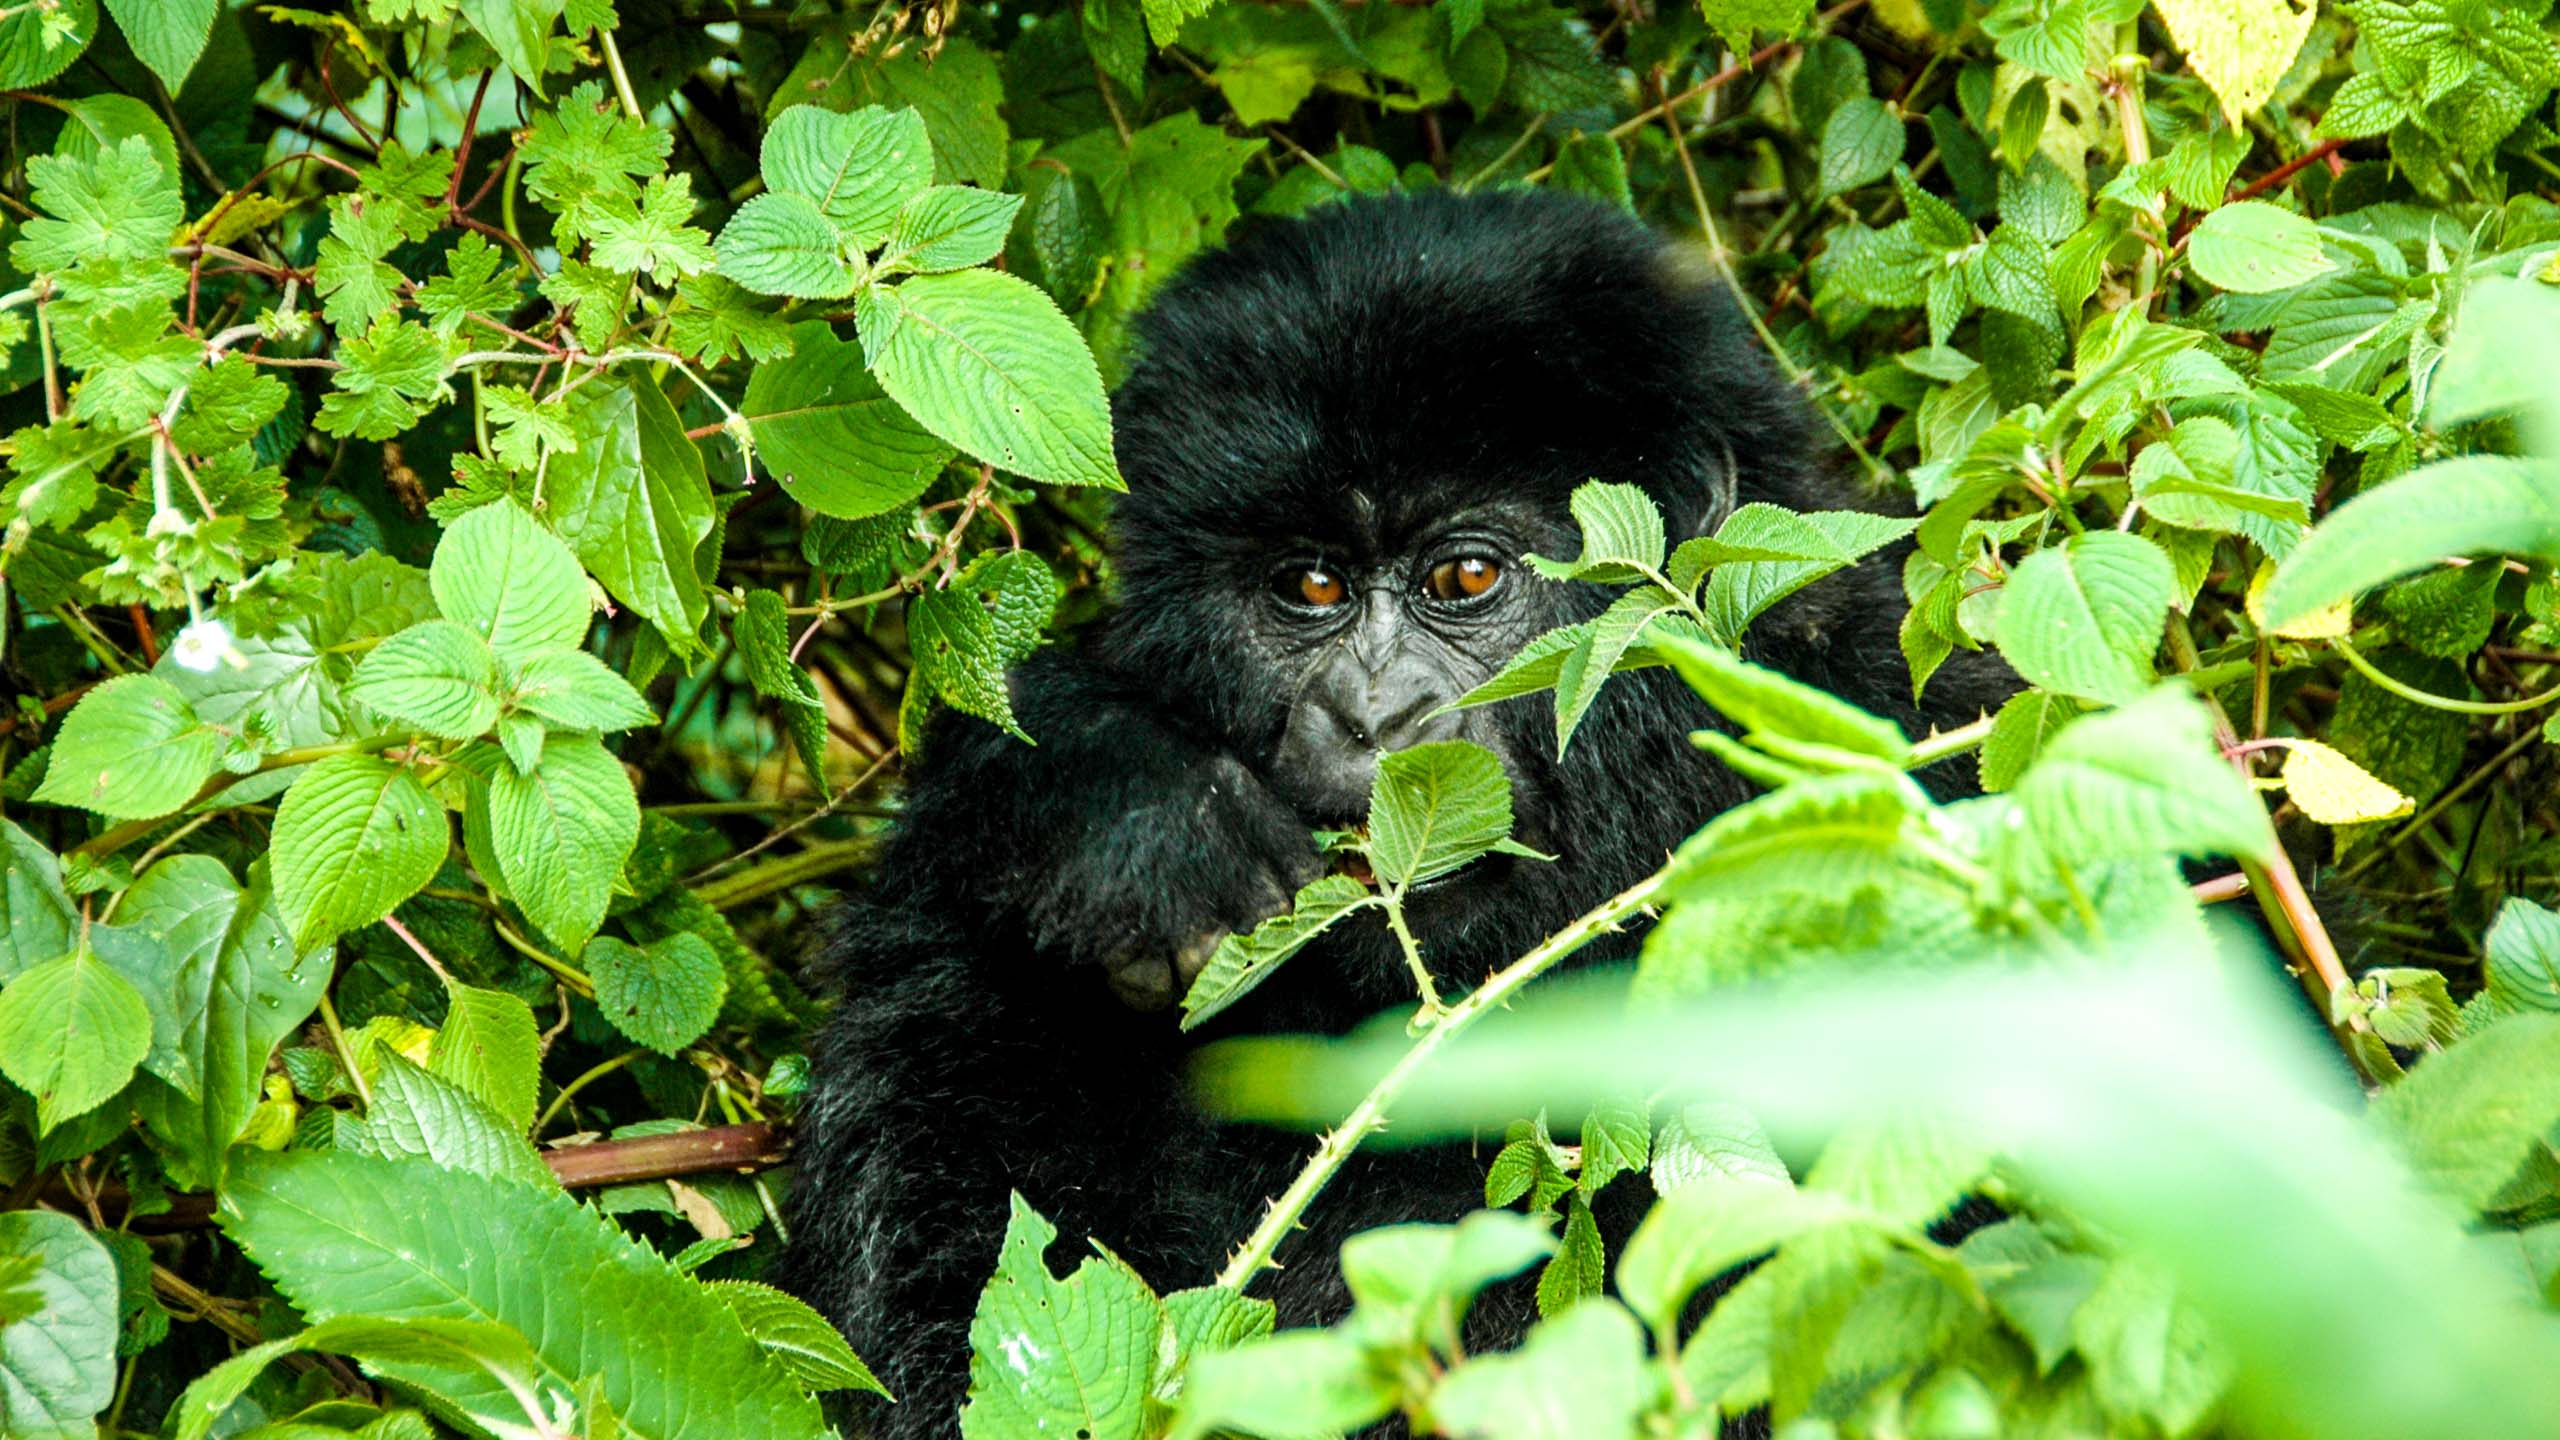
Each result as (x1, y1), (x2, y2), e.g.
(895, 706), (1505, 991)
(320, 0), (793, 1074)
(1250, 498), (1563, 850)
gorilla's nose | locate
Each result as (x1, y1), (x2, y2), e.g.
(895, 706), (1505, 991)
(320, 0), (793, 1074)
(1322, 682), (1457, 753)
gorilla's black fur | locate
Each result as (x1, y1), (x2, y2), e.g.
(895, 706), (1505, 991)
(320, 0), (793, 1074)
(779, 190), (2012, 1436)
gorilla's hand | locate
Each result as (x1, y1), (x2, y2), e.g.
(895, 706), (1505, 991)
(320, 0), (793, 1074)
(1073, 753), (1322, 1012)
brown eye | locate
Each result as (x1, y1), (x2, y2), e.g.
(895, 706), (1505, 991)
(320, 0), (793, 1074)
(1295, 568), (1348, 607)
(1425, 556), (1501, 602)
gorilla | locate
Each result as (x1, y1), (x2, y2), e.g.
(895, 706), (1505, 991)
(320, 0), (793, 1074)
(778, 188), (2011, 1435)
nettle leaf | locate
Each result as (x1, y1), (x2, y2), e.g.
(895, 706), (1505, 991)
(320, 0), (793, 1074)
(2374, 1015), (2560, 1211)
(713, 192), (858, 300)
(857, 269), (1123, 490)
(271, 754), (449, 953)
(482, 732), (641, 956)
(903, 549), (1061, 749)
(1701, 506), (1918, 646)
(170, 1315), (546, 1440)
(349, 1054), (554, 1188)
(430, 499), (593, 661)
(1526, 482), (1670, 583)
(2479, 898), (2560, 1020)
(219, 1150), (833, 1439)
(1434, 1299), (1649, 1440)
(1660, 769), (1937, 904)
(1182, 875), (1375, 1032)
(1455, 622), (1597, 710)
(705, 1281), (889, 1397)
(0, 1212), (117, 1438)
(429, 981), (542, 1132)
(30, 673), (220, 818)
(2186, 202), (2331, 293)
(962, 1194), (1159, 1440)
(1696, 0), (1818, 54)
(1555, 587), (1686, 753)
(347, 620), (502, 739)
(551, 377), (716, 655)
(761, 104), (934, 251)
(882, 185), (1025, 274)
(585, 933), (727, 1055)
(506, 647), (656, 732)
(1367, 741), (1517, 889)
(2001, 685), (2271, 875)
(1819, 96), (1906, 199)
(743, 320), (954, 519)
(1652, 1102), (1793, 1193)
(2259, 456), (2560, 629)
(1994, 532), (2174, 705)
(0, 941), (152, 1131)
(1654, 632), (1913, 766)
(1980, 688), (2078, 793)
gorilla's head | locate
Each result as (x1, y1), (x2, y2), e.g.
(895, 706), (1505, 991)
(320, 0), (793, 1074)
(1099, 191), (1811, 950)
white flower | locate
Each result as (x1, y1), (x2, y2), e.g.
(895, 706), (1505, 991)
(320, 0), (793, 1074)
(171, 618), (236, 673)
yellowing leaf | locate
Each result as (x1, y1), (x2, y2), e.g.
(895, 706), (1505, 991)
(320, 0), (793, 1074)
(2151, 0), (2319, 127)
(2280, 739), (2415, 825)
(2246, 560), (2349, 639)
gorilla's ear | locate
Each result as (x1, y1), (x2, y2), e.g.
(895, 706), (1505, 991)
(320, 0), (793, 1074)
(1701, 433), (1741, 537)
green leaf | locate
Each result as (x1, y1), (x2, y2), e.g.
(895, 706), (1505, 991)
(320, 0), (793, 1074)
(882, 185), (1024, 274)
(1979, 689), (2076, 793)
(1652, 632), (1913, 764)
(2001, 685), (2272, 873)
(2429, 277), (2560, 439)
(1617, 1180), (1861, 1331)
(348, 620), (503, 739)
(961, 1194), (1159, 1440)
(2186, 201), (2331, 293)
(1652, 1101), (1793, 1192)
(707, 1281), (888, 1396)
(121, 858), (328, 1190)
(551, 377), (716, 655)
(2259, 457), (2560, 629)
(1696, 0), (1817, 55)
(171, 1315), (545, 1440)
(48, 92), (178, 180)
(1820, 97), (1905, 199)
(1994, 532), (2175, 704)
(742, 321), (954, 518)
(712, 192), (858, 300)
(484, 731), (641, 955)
(904, 549), (1061, 747)
(2481, 899), (2560, 1019)
(459, 0), (561, 95)
(506, 647), (656, 732)
(1432, 1299), (1649, 1440)
(0, 821), (79, 982)
(761, 104), (934, 251)
(585, 933), (727, 1055)
(14, 137), (173, 276)
(1453, 622), (1596, 710)
(857, 269), (1122, 490)
(315, 317), (452, 441)
(1700, 506), (1918, 646)
(1340, 1210), (1557, 1339)
(0, 0), (94, 90)
(430, 499), (593, 661)
(0, 1212), (116, 1439)
(218, 1150), (832, 1439)
(1534, 1195), (1606, 1316)
(1660, 770), (1935, 901)
(428, 982), (543, 1132)
(1367, 741), (1517, 889)
(29, 673), (219, 818)
(1181, 875), (1375, 1032)
(589, 174), (716, 279)
(1554, 588), (1685, 753)
(0, 942), (150, 1131)
(104, 0), (215, 97)
(1525, 481), (1669, 583)
(271, 754), (449, 953)
(1170, 1331), (1396, 1440)
(349, 1054), (555, 1188)
(2373, 1014), (2560, 1210)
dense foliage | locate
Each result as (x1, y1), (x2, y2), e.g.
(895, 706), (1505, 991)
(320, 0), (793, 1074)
(0, 0), (2556, 1436)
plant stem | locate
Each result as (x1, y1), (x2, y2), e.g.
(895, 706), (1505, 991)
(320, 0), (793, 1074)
(1217, 865), (1670, 1290)
(536, 1049), (645, 1133)
(1380, 897), (1446, 1023)
(2332, 638), (2560, 715)
(692, 839), (874, 911)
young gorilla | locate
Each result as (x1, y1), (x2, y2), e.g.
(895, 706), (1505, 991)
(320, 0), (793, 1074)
(780, 189), (2009, 1435)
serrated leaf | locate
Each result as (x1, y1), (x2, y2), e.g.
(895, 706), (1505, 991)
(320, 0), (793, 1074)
(742, 321), (953, 519)
(2187, 202), (2331, 293)
(0, 0), (96, 90)
(857, 269), (1122, 490)
(706, 1281), (889, 1396)
(1696, 0), (1818, 54)
(348, 620), (502, 739)
(961, 1194), (1158, 1440)
(2259, 456), (2560, 628)
(507, 647), (656, 732)
(1368, 741), (1516, 889)
(428, 982), (542, 1132)
(882, 185), (1024, 274)
(1701, 506), (1919, 646)
(0, 1212), (116, 1437)
(29, 673), (219, 818)
(1170, 1331), (1395, 1440)
(1995, 532), (2174, 704)
(1556, 588), (1684, 753)
(218, 1150), (832, 1439)
(1181, 876), (1375, 1032)
(1526, 482), (1669, 583)
(713, 192), (858, 300)
(105, 0), (214, 92)
(351, 1054), (554, 1187)
(170, 1315), (544, 1440)
(1980, 688), (2075, 793)
(1820, 97), (1906, 198)
(485, 731), (640, 955)
(905, 549), (1061, 747)
(0, 943), (151, 1131)
(551, 377), (716, 655)
(13, 137), (176, 275)
(271, 755), (448, 953)
(2279, 739), (2414, 825)
(1533, 1197), (1608, 1318)
(1617, 1180), (1862, 1331)
(585, 933), (726, 1055)
(2151, 0), (2317, 126)
(761, 105), (933, 251)
(1653, 631), (1913, 764)
(1661, 769), (1934, 902)
(1453, 622), (1597, 710)
(2002, 685), (2272, 874)
(1653, 1102), (1793, 1193)
(429, 499), (592, 660)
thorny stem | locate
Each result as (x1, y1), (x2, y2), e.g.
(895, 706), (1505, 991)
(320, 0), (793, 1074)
(1380, 897), (1447, 1025)
(1218, 865), (1672, 1290)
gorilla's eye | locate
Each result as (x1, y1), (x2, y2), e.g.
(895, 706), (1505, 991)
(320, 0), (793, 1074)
(1424, 556), (1502, 603)
(1291, 568), (1350, 608)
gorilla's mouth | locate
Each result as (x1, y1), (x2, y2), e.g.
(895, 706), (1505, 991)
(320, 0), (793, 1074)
(1321, 823), (1497, 894)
